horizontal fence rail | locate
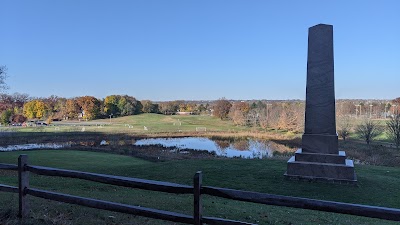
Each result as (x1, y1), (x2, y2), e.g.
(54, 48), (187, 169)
(27, 188), (194, 224)
(27, 165), (193, 194)
(0, 184), (18, 193)
(2, 155), (400, 224)
(203, 186), (400, 222)
(0, 163), (18, 170)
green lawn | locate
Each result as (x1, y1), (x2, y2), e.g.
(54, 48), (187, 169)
(94, 113), (251, 133)
(4, 114), (396, 145)
(5, 114), (251, 135)
(0, 150), (399, 225)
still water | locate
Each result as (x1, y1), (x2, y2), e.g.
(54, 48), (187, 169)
(0, 137), (295, 159)
(134, 137), (294, 159)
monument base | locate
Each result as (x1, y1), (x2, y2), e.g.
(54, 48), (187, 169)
(285, 149), (357, 184)
(302, 134), (338, 154)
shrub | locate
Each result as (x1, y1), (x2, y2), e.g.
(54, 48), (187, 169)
(356, 119), (381, 145)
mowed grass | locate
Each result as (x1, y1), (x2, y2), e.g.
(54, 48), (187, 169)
(94, 113), (250, 133)
(6, 114), (395, 145)
(8, 114), (250, 135)
(0, 150), (400, 225)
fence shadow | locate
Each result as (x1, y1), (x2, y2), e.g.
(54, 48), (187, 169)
(1, 154), (400, 224)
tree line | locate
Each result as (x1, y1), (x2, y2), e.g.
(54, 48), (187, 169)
(213, 98), (400, 149)
(0, 94), (212, 125)
(213, 98), (305, 133)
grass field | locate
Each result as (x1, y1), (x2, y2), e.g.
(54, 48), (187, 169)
(8, 114), (251, 134)
(4, 113), (395, 145)
(0, 150), (400, 225)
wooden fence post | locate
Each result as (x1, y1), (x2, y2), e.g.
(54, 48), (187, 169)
(194, 171), (202, 225)
(18, 154), (29, 218)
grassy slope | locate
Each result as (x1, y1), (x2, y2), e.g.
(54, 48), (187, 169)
(0, 150), (399, 225)
(95, 113), (250, 133)
(8, 114), (395, 144)
(11, 114), (251, 135)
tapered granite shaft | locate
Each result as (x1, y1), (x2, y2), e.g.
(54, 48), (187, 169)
(304, 24), (336, 135)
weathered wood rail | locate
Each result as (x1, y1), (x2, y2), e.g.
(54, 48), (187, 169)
(27, 165), (193, 194)
(0, 154), (400, 224)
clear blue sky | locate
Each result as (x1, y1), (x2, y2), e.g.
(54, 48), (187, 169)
(1, 0), (399, 101)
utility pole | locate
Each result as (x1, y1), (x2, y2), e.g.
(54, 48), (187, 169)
(369, 104), (373, 118)
(266, 103), (272, 127)
(355, 104), (361, 117)
(385, 103), (388, 119)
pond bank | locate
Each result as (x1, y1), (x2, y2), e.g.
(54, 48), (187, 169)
(0, 131), (299, 162)
(2, 131), (398, 167)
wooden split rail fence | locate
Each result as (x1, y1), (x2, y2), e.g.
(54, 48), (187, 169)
(1, 154), (400, 224)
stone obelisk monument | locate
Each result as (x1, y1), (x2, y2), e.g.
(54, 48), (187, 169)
(285, 24), (356, 183)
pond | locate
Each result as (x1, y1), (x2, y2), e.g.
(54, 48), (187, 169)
(0, 137), (296, 159)
(134, 137), (295, 159)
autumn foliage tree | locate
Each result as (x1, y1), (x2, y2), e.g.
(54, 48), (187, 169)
(23, 100), (48, 119)
(0, 94), (13, 112)
(76, 96), (101, 120)
(12, 114), (27, 123)
(141, 100), (159, 113)
(104, 95), (142, 116)
(159, 101), (179, 115)
(0, 109), (12, 125)
(104, 95), (120, 115)
(0, 93), (29, 112)
(65, 99), (80, 119)
(119, 95), (142, 116)
(213, 98), (232, 120)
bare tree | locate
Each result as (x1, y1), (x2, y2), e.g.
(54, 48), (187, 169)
(246, 108), (259, 127)
(213, 98), (232, 120)
(0, 66), (8, 92)
(356, 119), (381, 145)
(386, 113), (400, 149)
(337, 116), (352, 141)
(277, 103), (304, 132)
(257, 107), (269, 129)
(229, 102), (250, 126)
(229, 109), (246, 125)
(392, 97), (400, 115)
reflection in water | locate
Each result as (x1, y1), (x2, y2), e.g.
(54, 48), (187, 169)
(232, 140), (250, 151)
(134, 137), (295, 159)
(215, 140), (230, 149)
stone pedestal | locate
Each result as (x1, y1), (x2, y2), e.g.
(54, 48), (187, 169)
(285, 24), (356, 183)
(285, 155), (356, 182)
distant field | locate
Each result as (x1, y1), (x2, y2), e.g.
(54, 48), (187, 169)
(1, 114), (395, 146)
(7, 114), (250, 134)
(94, 113), (251, 133)
(0, 150), (400, 225)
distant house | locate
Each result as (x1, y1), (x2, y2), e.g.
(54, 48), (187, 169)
(78, 110), (85, 119)
(176, 111), (192, 115)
